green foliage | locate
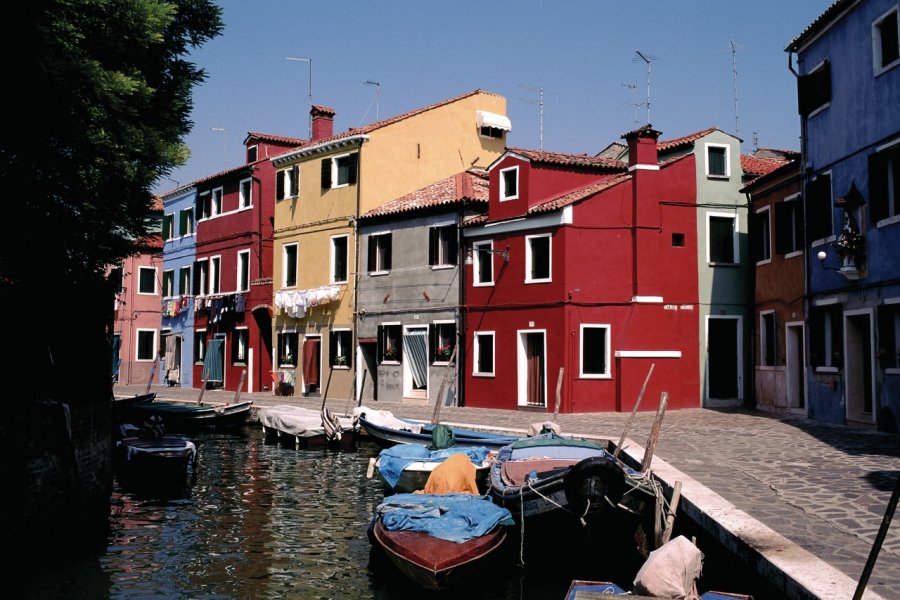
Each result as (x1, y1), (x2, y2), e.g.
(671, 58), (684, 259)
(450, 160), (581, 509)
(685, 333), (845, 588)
(1, 0), (222, 293)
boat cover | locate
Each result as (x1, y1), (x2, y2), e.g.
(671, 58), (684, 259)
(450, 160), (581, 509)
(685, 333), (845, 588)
(119, 436), (196, 462)
(376, 493), (514, 543)
(260, 405), (354, 436)
(353, 406), (423, 433)
(419, 453), (479, 495)
(377, 444), (490, 488)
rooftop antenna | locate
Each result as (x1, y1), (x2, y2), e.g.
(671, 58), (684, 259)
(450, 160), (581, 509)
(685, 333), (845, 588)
(360, 80), (381, 126)
(519, 84), (543, 151)
(286, 57), (312, 139)
(622, 82), (639, 128)
(753, 131), (759, 152)
(633, 50), (656, 124)
(210, 127), (227, 166)
(731, 40), (740, 136)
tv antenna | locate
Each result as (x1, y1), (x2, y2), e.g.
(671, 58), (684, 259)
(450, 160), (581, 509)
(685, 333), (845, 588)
(731, 40), (740, 136)
(519, 84), (543, 151)
(286, 57), (312, 139)
(360, 80), (381, 126)
(633, 50), (657, 124)
(622, 82), (640, 127)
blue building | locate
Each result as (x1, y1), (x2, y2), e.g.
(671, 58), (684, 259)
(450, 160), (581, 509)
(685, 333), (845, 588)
(786, 0), (900, 431)
(160, 184), (198, 388)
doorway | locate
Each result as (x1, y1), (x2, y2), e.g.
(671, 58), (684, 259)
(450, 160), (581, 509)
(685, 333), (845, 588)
(707, 316), (742, 403)
(844, 311), (874, 424)
(302, 336), (321, 395)
(403, 327), (428, 400)
(785, 322), (806, 412)
(518, 330), (546, 408)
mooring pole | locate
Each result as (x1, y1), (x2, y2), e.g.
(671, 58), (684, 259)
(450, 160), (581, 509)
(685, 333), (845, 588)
(852, 475), (900, 600)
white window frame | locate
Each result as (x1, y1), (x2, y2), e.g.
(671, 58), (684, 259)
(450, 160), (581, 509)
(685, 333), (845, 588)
(210, 255), (221, 295)
(135, 328), (158, 361)
(760, 310), (777, 368)
(163, 212), (175, 241)
(707, 212), (739, 265)
(332, 153), (355, 189)
(195, 258), (209, 296)
(370, 233), (391, 274)
(331, 234), (349, 284)
(781, 192), (804, 257)
(499, 166), (519, 201)
(431, 224), (455, 269)
(162, 269), (175, 298)
(806, 59), (832, 119)
(194, 329), (206, 364)
(432, 320), (456, 365)
(179, 207), (194, 237)
(233, 327), (248, 364)
(755, 205), (772, 265)
(197, 190), (211, 221)
(282, 243), (298, 288)
(473, 240), (494, 286)
(239, 177), (252, 209)
(381, 322), (402, 364)
(579, 324), (611, 379)
(211, 186), (224, 217)
(873, 6), (900, 76)
(473, 331), (495, 376)
(237, 250), (250, 292)
(137, 266), (157, 295)
(331, 328), (351, 369)
(705, 143), (730, 178)
(179, 265), (191, 296)
(525, 233), (552, 283)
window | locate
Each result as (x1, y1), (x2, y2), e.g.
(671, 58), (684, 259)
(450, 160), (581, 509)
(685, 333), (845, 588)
(211, 187), (223, 217)
(210, 256), (221, 295)
(752, 207), (771, 264)
(672, 233), (685, 247)
(806, 172), (833, 242)
(232, 328), (248, 364)
(580, 325), (610, 378)
(109, 266), (124, 294)
(480, 126), (505, 138)
(277, 166), (299, 200)
(179, 266), (191, 296)
(874, 7), (900, 74)
(379, 324), (401, 363)
(432, 322), (456, 363)
(810, 304), (842, 369)
(760, 312), (777, 366)
(330, 329), (352, 368)
(278, 331), (298, 367)
(162, 213), (175, 241)
(775, 195), (804, 255)
(869, 142), (900, 223)
(878, 302), (900, 370)
(331, 235), (348, 283)
(193, 259), (208, 296)
(499, 166), (519, 201)
(136, 329), (157, 361)
(708, 214), (737, 264)
(179, 207), (194, 236)
(429, 225), (457, 267)
(162, 269), (174, 298)
(321, 153), (358, 189)
(138, 266), (157, 295)
(237, 250), (250, 292)
(368, 233), (392, 273)
(474, 332), (494, 376)
(283, 243), (298, 288)
(197, 191), (210, 220)
(239, 178), (252, 209)
(194, 330), (206, 364)
(473, 241), (494, 286)
(247, 145), (258, 162)
(526, 233), (551, 282)
(706, 144), (729, 178)
(798, 59), (831, 116)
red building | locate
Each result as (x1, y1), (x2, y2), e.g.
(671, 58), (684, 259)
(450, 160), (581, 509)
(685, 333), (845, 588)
(192, 133), (306, 393)
(462, 126), (700, 413)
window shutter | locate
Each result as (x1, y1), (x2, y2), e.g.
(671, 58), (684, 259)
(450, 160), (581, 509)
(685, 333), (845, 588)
(328, 331), (336, 367)
(798, 61), (831, 116)
(377, 325), (384, 361)
(343, 333), (352, 370)
(321, 158), (331, 188)
(806, 174), (831, 241)
(276, 170), (285, 200)
(774, 203), (791, 255)
(367, 236), (376, 272)
(877, 306), (896, 369)
(750, 212), (763, 262)
(448, 228), (458, 265)
(869, 151), (889, 223)
(384, 234), (392, 270)
(428, 228), (437, 266)
(290, 165), (299, 196)
(347, 153), (358, 184)
(428, 323), (436, 363)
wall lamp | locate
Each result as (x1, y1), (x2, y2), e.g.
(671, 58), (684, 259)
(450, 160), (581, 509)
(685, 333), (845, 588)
(817, 248), (863, 280)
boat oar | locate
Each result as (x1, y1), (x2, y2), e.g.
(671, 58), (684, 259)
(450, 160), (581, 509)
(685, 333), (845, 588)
(853, 474), (900, 600)
(640, 391), (667, 473)
(614, 363), (655, 459)
(661, 480), (682, 545)
(196, 377), (207, 406)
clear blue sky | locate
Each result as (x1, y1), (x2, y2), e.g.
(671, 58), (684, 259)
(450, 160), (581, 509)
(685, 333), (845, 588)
(155, 0), (827, 194)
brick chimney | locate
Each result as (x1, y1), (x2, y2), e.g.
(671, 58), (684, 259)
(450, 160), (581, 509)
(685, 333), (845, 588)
(310, 105), (335, 141)
(622, 124), (661, 168)
(622, 125), (662, 300)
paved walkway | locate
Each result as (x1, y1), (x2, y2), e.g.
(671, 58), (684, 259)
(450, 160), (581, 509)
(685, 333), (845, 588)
(114, 384), (900, 600)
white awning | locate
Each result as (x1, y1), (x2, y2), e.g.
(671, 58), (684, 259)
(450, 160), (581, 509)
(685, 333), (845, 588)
(476, 110), (512, 131)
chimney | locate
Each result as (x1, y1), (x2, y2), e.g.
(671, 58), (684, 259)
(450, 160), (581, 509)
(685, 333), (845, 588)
(310, 105), (335, 141)
(622, 124), (661, 168)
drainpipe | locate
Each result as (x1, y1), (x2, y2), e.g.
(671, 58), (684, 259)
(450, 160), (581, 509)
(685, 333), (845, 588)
(252, 170), (263, 393)
(458, 201), (466, 407)
(352, 145), (363, 405)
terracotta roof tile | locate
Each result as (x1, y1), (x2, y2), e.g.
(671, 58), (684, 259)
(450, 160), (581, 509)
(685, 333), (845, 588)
(529, 172), (632, 214)
(245, 132), (308, 145)
(785, 0), (854, 51)
(657, 127), (718, 151)
(508, 147), (627, 170)
(741, 153), (791, 177)
(361, 169), (489, 218)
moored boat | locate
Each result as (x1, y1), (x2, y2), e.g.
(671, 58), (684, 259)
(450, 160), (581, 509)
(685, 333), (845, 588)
(121, 398), (252, 432)
(367, 444), (493, 494)
(114, 427), (197, 496)
(259, 404), (358, 449)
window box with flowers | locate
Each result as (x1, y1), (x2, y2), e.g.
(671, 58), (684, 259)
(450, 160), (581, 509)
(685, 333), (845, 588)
(435, 344), (453, 362)
(834, 219), (866, 272)
(382, 347), (398, 362)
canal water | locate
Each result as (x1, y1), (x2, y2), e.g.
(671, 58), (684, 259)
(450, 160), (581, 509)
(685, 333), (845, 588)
(18, 427), (787, 600)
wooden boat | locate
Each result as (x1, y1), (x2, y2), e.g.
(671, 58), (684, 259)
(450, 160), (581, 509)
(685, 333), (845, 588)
(367, 492), (513, 590)
(367, 444), (494, 494)
(564, 580), (754, 600)
(122, 398), (253, 432)
(488, 432), (664, 558)
(259, 404), (358, 449)
(114, 432), (197, 495)
(353, 406), (521, 451)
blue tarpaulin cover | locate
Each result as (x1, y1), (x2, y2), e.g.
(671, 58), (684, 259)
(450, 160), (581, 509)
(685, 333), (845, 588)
(376, 493), (514, 543)
(377, 445), (490, 488)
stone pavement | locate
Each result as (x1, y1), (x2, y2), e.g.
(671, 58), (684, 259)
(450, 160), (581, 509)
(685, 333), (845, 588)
(114, 384), (900, 600)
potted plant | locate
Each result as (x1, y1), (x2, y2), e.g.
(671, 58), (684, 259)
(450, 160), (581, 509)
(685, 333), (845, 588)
(382, 347), (397, 361)
(334, 355), (347, 367)
(834, 218), (865, 269)
(435, 344), (453, 361)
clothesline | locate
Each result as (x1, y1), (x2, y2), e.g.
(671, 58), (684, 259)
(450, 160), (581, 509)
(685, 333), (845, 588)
(275, 285), (342, 318)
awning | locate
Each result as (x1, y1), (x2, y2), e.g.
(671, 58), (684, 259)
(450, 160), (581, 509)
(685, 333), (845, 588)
(476, 110), (512, 131)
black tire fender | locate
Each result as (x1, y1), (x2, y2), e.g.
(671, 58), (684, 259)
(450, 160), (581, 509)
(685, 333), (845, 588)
(564, 455), (627, 515)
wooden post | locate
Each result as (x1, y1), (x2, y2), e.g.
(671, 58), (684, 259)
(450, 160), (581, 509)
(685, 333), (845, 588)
(145, 351), (161, 394)
(614, 363), (655, 459)
(853, 475), (900, 600)
(661, 480), (682, 545)
(431, 344), (458, 424)
(231, 369), (247, 405)
(641, 391), (667, 473)
(553, 367), (564, 422)
(196, 378), (207, 406)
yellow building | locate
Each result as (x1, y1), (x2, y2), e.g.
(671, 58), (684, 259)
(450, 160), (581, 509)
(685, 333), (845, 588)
(271, 89), (509, 401)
